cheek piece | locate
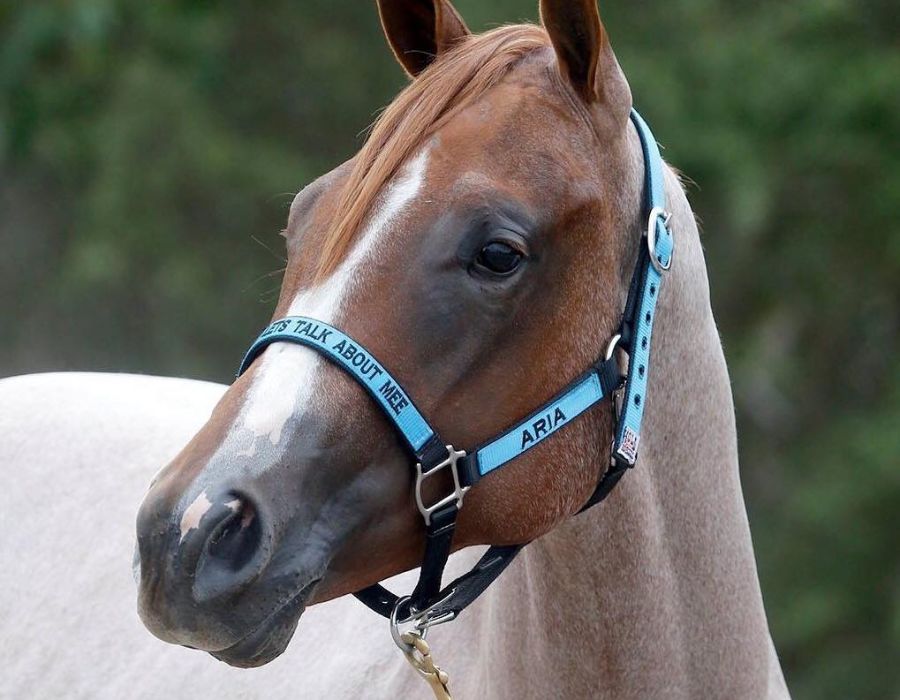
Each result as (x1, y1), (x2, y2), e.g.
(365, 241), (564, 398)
(237, 109), (673, 641)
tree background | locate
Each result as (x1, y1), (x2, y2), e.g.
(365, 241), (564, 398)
(1, 1), (897, 696)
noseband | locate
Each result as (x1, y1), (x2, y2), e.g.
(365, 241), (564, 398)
(238, 109), (673, 644)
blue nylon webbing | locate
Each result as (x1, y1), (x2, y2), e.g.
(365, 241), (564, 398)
(474, 372), (607, 476)
(632, 110), (667, 216)
(612, 109), (673, 465)
(238, 316), (434, 453)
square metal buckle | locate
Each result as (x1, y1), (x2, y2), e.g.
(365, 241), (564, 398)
(414, 445), (469, 525)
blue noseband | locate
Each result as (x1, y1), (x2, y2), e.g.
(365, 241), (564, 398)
(238, 109), (674, 632)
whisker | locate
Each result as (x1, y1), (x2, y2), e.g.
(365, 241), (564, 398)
(258, 285), (283, 304)
(267, 192), (298, 204)
(250, 234), (287, 264)
(242, 267), (286, 296)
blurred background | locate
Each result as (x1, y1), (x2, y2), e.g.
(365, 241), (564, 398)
(1, 1), (897, 696)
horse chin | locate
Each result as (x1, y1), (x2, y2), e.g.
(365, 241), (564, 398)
(209, 580), (318, 668)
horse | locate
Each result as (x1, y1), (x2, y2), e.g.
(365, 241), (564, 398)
(4, 1), (790, 697)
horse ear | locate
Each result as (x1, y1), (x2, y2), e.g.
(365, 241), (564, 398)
(376, 0), (471, 77)
(539, 0), (618, 104)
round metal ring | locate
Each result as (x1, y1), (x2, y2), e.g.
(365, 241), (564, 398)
(390, 596), (426, 653)
(646, 206), (673, 273)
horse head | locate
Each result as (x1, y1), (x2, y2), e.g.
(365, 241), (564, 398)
(136, 0), (646, 667)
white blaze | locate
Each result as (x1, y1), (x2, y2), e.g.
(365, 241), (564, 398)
(235, 148), (430, 451)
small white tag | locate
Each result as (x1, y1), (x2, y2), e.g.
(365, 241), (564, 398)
(617, 427), (640, 465)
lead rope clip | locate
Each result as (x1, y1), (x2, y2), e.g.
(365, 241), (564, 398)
(399, 631), (453, 700)
(391, 595), (456, 699)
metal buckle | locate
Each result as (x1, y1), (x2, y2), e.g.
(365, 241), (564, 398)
(390, 591), (458, 653)
(409, 587), (458, 629)
(415, 446), (469, 525)
(646, 206), (673, 273)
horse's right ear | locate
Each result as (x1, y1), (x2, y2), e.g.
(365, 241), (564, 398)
(539, 0), (620, 104)
(539, 0), (631, 130)
(376, 0), (471, 77)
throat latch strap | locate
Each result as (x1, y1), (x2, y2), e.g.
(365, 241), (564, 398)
(610, 109), (674, 467)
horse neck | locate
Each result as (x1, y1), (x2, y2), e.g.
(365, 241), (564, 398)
(458, 143), (784, 697)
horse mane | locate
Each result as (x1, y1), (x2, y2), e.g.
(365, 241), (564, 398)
(315, 24), (549, 280)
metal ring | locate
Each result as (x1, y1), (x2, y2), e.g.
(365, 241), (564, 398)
(646, 206), (673, 273)
(604, 333), (622, 361)
(390, 596), (425, 653)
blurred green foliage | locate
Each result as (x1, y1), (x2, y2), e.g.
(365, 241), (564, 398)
(1, 1), (898, 696)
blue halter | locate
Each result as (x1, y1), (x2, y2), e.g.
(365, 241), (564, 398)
(238, 109), (674, 631)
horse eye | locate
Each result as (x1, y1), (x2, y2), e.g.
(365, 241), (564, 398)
(475, 241), (524, 276)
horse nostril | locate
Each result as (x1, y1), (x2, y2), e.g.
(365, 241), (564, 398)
(207, 499), (260, 571)
(193, 495), (268, 603)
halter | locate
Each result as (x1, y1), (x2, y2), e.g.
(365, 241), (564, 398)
(238, 109), (673, 644)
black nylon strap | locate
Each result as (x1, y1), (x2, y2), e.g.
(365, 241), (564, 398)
(351, 583), (400, 619)
(578, 458), (630, 513)
(458, 453), (481, 489)
(618, 244), (648, 351)
(353, 544), (523, 620)
(353, 504), (460, 620)
(595, 355), (625, 396)
(420, 544), (523, 620)
(408, 503), (458, 613)
(416, 434), (450, 472)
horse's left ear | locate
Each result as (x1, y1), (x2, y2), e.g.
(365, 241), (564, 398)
(376, 0), (471, 78)
(539, 0), (628, 110)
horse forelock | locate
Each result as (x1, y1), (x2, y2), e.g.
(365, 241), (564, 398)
(314, 23), (550, 281)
